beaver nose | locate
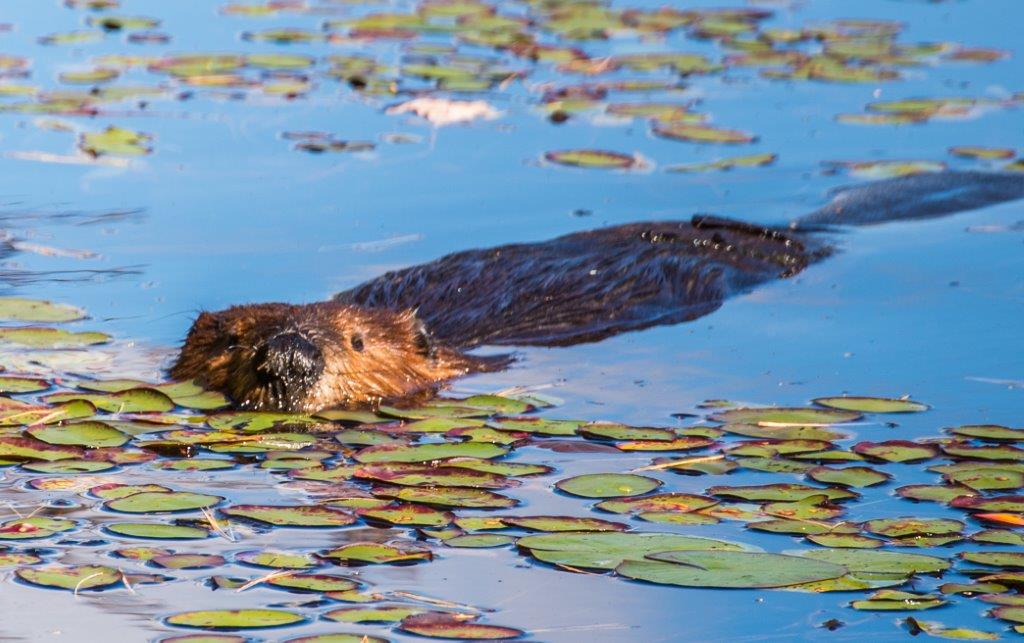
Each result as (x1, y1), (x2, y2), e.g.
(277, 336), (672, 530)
(255, 332), (324, 382)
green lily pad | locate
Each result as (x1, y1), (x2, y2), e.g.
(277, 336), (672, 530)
(0, 327), (109, 348)
(520, 531), (745, 570)
(813, 396), (929, 413)
(399, 613), (524, 640)
(946, 468), (1024, 491)
(950, 495), (1024, 513)
(44, 388), (175, 413)
(853, 441), (939, 463)
(0, 298), (86, 322)
(943, 445), (1024, 462)
(283, 635), (388, 643)
(81, 126), (152, 157)
(850, 590), (945, 611)
(896, 484), (977, 503)
(807, 466), (890, 488)
(358, 504), (453, 527)
(166, 609), (305, 630)
(0, 376), (50, 394)
(236, 550), (320, 569)
(354, 465), (511, 488)
(721, 423), (847, 441)
(373, 485), (517, 509)
(324, 606), (426, 623)
(320, 542), (432, 565)
(710, 407), (860, 426)
(16, 565), (121, 591)
(795, 549), (951, 574)
(445, 534), (515, 548)
(545, 149), (638, 169)
(27, 421), (129, 448)
(151, 554), (225, 570)
(105, 491), (224, 514)
(220, 505), (356, 527)
(707, 483), (857, 502)
(972, 529), (1024, 546)
(806, 533), (885, 549)
(862, 518), (964, 538)
(0, 516), (77, 540)
(652, 122), (756, 144)
(555, 473), (661, 498)
(622, 551), (847, 588)
(948, 425), (1024, 442)
(577, 423), (675, 441)
(23, 459), (114, 474)
(265, 574), (359, 593)
(105, 522), (210, 540)
(354, 442), (508, 464)
(501, 516), (628, 532)
(961, 551), (1024, 568)
(487, 418), (581, 436)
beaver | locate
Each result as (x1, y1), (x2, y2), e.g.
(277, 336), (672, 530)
(172, 171), (1024, 412)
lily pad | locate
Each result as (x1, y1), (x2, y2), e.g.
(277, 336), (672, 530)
(545, 149), (638, 169)
(795, 549), (951, 574)
(220, 505), (356, 527)
(0, 297), (86, 322)
(0, 327), (109, 348)
(399, 613), (524, 640)
(27, 421), (129, 448)
(166, 609), (306, 630)
(710, 407), (860, 426)
(853, 441), (939, 463)
(621, 551), (847, 588)
(813, 396), (928, 413)
(354, 442), (507, 463)
(320, 542), (432, 565)
(106, 491), (223, 514)
(555, 473), (661, 498)
(16, 565), (121, 591)
(519, 531), (745, 570)
(105, 522), (210, 540)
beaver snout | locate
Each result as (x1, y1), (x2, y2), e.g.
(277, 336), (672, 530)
(254, 331), (324, 387)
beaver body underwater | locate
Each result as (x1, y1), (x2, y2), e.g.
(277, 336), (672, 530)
(172, 171), (1024, 412)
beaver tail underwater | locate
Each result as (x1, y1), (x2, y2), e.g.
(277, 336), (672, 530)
(173, 171), (1024, 411)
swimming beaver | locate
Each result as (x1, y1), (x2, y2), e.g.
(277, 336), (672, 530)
(172, 171), (1024, 412)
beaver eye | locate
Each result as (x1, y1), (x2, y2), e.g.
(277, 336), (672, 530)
(350, 334), (364, 352)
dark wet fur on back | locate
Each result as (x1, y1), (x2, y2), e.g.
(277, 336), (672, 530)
(337, 216), (828, 348)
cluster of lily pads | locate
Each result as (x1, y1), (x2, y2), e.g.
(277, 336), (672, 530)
(0, 296), (1022, 639)
(2, 0), (1022, 173)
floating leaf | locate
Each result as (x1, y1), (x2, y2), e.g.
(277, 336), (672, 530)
(545, 149), (638, 169)
(853, 441), (939, 463)
(519, 531), (745, 570)
(16, 565), (121, 591)
(320, 542), (432, 565)
(27, 421), (128, 448)
(265, 574), (359, 593)
(0, 327), (109, 348)
(0, 298), (85, 322)
(621, 551), (847, 588)
(236, 550), (320, 570)
(80, 126), (152, 156)
(707, 483), (857, 502)
(807, 466), (890, 488)
(166, 610), (305, 630)
(324, 606), (426, 623)
(221, 505), (356, 527)
(796, 549), (950, 574)
(105, 522), (210, 540)
(354, 442), (508, 463)
(373, 485), (517, 509)
(862, 517), (964, 538)
(813, 396), (928, 413)
(652, 122), (756, 144)
(555, 473), (661, 498)
(105, 491), (224, 514)
(851, 590), (945, 611)
(501, 516), (627, 532)
(399, 613), (524, 640)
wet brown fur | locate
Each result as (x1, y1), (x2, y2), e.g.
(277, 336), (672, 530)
(171, 302), (500, 412)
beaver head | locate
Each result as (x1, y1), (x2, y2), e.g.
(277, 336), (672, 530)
(171, 302), (494, 412)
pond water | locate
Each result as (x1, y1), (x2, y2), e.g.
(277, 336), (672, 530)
(0, 0), (1022, 641)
